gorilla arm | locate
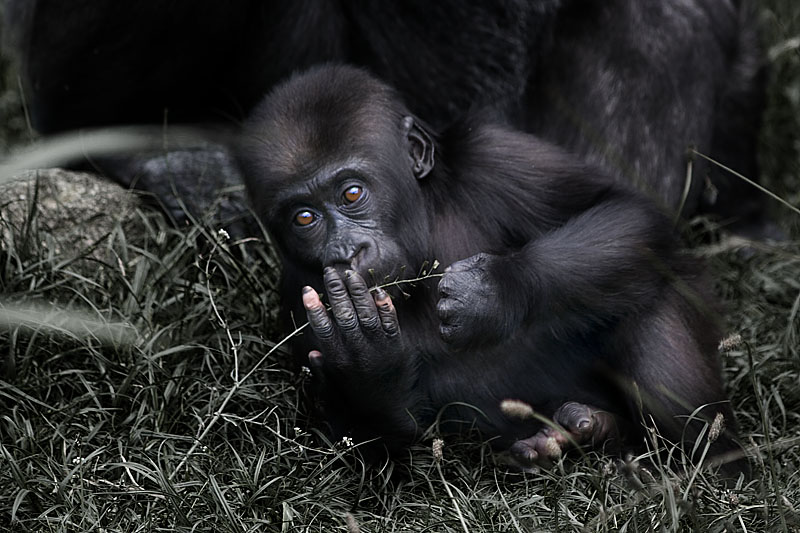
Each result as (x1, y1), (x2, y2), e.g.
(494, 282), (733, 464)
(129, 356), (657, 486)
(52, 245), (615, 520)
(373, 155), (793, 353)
(436, 163), (677, 349)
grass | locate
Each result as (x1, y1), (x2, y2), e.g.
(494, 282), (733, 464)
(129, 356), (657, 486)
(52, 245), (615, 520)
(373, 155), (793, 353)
(3, 216), (796, 533)
(1, 2), (800, 531)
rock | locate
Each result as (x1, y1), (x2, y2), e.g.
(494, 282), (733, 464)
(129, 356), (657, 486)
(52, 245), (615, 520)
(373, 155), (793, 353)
(0, 168), (144, 264)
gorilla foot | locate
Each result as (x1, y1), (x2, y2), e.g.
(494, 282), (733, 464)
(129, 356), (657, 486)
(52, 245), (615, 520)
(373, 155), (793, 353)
(509, 402), (619, 469)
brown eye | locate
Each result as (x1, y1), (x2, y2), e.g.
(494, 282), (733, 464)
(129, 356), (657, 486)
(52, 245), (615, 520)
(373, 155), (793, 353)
(294, 210), (315, 226)
(343, 185), (363, 204)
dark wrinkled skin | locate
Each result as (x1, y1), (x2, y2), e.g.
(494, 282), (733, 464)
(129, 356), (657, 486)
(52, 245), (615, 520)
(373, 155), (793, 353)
(238, 66), (747, 474)
(510, 402), (622, 469)
(305, 268), (404, 381)
(437, 253), (519, 348)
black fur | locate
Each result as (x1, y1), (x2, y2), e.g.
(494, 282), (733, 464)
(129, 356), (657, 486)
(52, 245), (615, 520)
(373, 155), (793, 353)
(3, 0), (772, 236)
(239, 65), (744, 471)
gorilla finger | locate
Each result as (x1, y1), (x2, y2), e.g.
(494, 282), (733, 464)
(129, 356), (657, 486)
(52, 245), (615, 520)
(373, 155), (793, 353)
(554, 402), (619, 446)
(533, 432), (564, 462)
(307, 350), (328, 389)
(345, 270), (380, 331)
(511, 430), (563, 469)
(303, 286), (337, 342)
(374, 288), (400, 336)
(323, 267), (358, 330)
(308, 349), (325, 373)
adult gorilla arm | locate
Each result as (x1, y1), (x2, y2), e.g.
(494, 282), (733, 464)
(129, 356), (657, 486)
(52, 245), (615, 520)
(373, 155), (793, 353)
(3, 1), (346, 132)
(2, 0), (348, 235)
(525, 0), (773, 237)
(4, 0), (772, 237)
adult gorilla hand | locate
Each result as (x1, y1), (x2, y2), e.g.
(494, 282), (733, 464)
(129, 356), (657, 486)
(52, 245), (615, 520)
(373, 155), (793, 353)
(437, 253), (526, 348)
(302, 267), (415, 408)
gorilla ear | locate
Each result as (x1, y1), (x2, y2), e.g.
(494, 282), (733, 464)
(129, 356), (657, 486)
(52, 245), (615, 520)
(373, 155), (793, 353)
(401, 116), (434, 179)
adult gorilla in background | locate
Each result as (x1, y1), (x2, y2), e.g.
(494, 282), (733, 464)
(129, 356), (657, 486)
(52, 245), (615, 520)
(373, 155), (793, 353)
(2, 0), (771, 238)
(238, 65), (744, 472)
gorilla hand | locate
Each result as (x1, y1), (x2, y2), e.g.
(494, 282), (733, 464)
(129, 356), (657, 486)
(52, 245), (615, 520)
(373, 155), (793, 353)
(303, 267), (416, 410)
(437, 252), (526, 348)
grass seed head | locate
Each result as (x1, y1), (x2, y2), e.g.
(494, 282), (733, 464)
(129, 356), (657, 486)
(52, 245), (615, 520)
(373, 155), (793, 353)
(345, 512), (361, 533)
(500, 399), (535, 419)
(432, 438), (444, 463)
(708, 412), (725, 443)
(718, 333), (742, 353)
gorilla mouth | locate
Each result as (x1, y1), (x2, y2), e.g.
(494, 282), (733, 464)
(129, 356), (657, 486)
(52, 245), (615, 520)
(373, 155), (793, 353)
(339, 262), (409, 289)
(329, 245), (410, 288)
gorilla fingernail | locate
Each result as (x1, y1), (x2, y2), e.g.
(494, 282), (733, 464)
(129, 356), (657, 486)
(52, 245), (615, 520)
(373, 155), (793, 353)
(302, 287), (322, 309)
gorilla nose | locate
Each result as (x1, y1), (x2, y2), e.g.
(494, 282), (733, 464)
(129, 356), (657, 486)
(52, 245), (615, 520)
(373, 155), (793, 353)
(325, 242), (369, 272)
(349, 245), (369, 270)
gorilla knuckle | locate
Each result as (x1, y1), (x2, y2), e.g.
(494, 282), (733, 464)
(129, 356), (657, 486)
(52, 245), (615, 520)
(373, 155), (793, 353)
(382, 321), (400, 337)
(313, 323), (336, 340)
(324, 271), (348, 294)
(307, 306), (330, 328)
(377, 305), (399, 330)
(345, 272), (369, 294)
(441, 272), (468, 295)
(360, 315), (381, 331)
(336, 315), (359, 331)
(326, 282), (348, 300)
(328, 300), (355, 323)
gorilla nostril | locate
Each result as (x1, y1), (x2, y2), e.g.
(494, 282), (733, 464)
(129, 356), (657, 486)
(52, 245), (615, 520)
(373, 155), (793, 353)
(350, 245), (369, 270)
(324, 243), (370, 275)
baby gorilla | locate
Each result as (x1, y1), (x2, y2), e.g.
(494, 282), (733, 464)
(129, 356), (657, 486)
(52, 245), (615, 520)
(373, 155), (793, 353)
(238, 65), (743, 472)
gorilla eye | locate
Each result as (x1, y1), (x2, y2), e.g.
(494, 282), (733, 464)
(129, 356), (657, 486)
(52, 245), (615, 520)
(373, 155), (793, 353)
(343, 185), (364, 204)
(294, 210), (315, 226)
